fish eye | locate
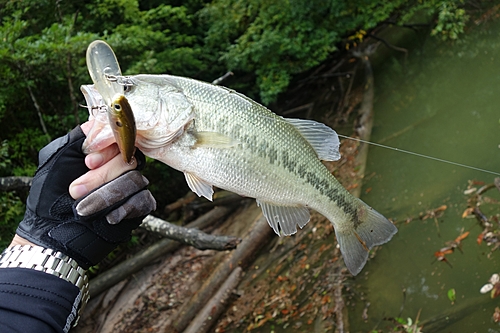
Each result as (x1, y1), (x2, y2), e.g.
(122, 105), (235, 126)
(116, 120), (123, 127)
(114, 103), (121, 111)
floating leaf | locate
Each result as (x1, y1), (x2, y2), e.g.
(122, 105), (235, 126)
(447, 288), (456, 303)
(491, 283), (500, 299)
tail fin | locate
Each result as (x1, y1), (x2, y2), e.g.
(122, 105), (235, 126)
(335, 200), (397, 275)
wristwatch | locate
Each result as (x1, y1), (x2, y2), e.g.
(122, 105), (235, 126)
(0, 244), (90, 326)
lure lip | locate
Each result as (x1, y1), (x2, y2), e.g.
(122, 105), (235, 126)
(86, 40), (123, 105)
(86, 40), (137, 163)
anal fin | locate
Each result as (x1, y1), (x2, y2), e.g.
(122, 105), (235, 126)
(256, 200), (310, 236)
(184, 172), (214, 201)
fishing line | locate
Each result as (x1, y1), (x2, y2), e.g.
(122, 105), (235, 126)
(337, 134), (500, 177)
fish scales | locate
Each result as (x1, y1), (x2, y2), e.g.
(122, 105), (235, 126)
(165, 76), (357, 217)
(83, 73), (397, 275)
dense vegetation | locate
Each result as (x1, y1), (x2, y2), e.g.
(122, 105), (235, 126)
(0, 0), (475, 247)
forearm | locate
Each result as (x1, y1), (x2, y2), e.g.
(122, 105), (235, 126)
(8, 234), (36, 247)
(0, 244), (87, 332)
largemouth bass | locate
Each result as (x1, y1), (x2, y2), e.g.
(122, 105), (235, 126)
(83, 74), (397, 275)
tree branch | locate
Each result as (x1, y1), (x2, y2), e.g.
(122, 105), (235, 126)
(90, 206), (238, 297)
(367, 33), (408, 69)
(0, 176), (32, 191)
(212, 71), (233, 85)
(140, 214), (241, 251)
(26, 84), (51, 142)
(66, 52), (80, 125)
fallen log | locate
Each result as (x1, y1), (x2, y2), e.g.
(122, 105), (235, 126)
(90, 206), (238, 298)
(163, 191), (196, 215)
(187, 205), (237, 230)
(89, 237), (179, 298)
(183, 267), (243, 333)
(187, 191), (246, 210)
(350, 45), (376, 199)
(419, 296), (495, 332)
(169, 215), (273, 333)
(333, 266), (348, 333)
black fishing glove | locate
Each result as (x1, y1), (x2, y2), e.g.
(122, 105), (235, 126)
(16, 126), (156, 269)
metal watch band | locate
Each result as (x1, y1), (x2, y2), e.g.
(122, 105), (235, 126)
(0, 244), (90, 326)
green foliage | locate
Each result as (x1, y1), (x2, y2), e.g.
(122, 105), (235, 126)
(106, 3), (208, 77)
(0, 192), (25, 249)
(431, 1), (469, 40)
(0, 139), (27, 249)
(203, 0), (470, 103)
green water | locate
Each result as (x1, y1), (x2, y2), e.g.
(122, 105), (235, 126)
(351, 21), (500, 332)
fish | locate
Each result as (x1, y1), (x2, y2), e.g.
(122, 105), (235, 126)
(82, 74), (397, 275)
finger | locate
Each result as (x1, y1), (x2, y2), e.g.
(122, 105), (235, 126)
(69, 152), (138, 199)
(75, 171), (151, 218)
(85, 143), (120, 169)
(106, 190), (156, 224)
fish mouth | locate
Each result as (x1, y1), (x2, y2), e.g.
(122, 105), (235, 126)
(81, 85), (106, 120)
(80, 84), (116, 154)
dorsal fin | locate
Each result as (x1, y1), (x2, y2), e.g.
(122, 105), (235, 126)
(285, 118), (341, 161)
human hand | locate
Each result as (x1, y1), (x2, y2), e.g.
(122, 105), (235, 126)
(14, 122), (156, 269)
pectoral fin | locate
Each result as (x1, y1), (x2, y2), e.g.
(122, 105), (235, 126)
(256, 200), (310, 236)
(184, 172), (214, 201)
(193, 131), (237, 149)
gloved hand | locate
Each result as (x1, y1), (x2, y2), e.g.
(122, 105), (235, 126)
(16, 126), (156, 269)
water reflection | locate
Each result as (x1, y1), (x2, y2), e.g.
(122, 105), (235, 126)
(351, 19), (500, 332)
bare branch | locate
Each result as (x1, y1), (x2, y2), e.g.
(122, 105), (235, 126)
(26, 84), (51, 142)
(141, 215), (241, 251)
(367, 33), (408, 69)
(212, 71), (234, 85)
(0, 176), (32, 191)
(66, 52), (80, 125)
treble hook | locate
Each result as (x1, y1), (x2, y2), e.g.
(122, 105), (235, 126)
(79, 103), (107, 117)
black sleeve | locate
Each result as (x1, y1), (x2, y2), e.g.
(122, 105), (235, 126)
(0, 268), (81, 333)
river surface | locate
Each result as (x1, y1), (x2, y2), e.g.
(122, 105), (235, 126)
(350, 19), (500, 332)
